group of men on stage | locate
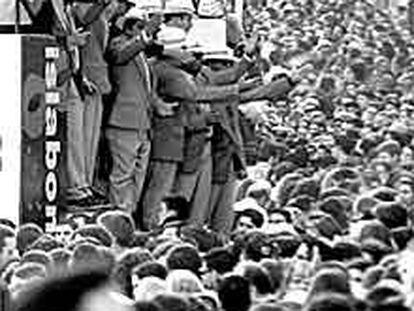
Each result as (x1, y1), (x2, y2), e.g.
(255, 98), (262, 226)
(18, 0), (292, 233)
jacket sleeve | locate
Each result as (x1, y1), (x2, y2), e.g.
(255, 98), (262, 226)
(239, 76), (293, 103)
(72, 2), (108, 29)
(204, 56), (254, 85)
(106, 35), (147, 65)
(153, 62), (198, 101)
(195, 83), (240, 102)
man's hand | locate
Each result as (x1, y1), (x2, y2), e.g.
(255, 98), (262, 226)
(82, 77), (98, 94)
(67, 31), (91, 48)
(153, 98), (179, 117)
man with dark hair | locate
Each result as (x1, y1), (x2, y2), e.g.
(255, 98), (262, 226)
(153, 293), (190, 311)
(97, 210), (136, 250)
(166, 244), (202, 276)
(218, 275), (251, 311)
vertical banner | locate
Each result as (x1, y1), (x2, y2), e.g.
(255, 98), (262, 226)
(20, 35), (67, 230)
(0, 35), (21, 225)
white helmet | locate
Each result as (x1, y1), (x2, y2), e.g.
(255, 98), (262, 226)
(163, 0), (195, 15)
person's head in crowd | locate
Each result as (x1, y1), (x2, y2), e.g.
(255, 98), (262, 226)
(166, 244), (202, 276)
(49, 247), (72, 274)
(246, 180), (272, 208)
(153, 293), (190, 311)
(49, 224), (73, 245)
(305, 293), (356, 311)
(374, 202), (407, 229)
(241, 230), (276, 262)
(307, 267), (351, 301)
(365, 279), (409, 311)
(234, 262), (274, 302)
(180, 225), (224, 253)
(71, 224), (113, 248)
(233, 203), (267, 233)
(166, 269), (204, 294)
(114, 247), (154, 297)
(15, 268), (133, 311)
(0, 224), (18, 271)
(16, 223), (43, 256)
(70, 242), (104, 272)
(218, 275), (251, 311)
(21, 249), (52, 272)
(8, 262), (47, 300)
(121, 7), (149, 39)
(201, 247), (238, 290)
(161, 1), (195, 33)
(97, 210), (136, 250)
(133, 261), (168, 280)
(373, 139), (401, 167)
(392, 173), (414, 206)
(264, 209), (293, 235)
(132, 276), (167, 301)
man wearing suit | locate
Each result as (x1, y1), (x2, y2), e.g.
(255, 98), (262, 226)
(105, 9), (164, 214)
(68, 0), (116, 203)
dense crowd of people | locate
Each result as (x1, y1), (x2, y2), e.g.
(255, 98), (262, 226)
(1, 0), (414, 310)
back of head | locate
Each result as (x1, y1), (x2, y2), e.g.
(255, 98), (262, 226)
(166, 244), (202, 275)
(218, 275), (251, 311)
(10, 262), (47, 293)
(166, 269), (204, 294)
(308, 268), (351, 300)
(71, 225), (113, 248)
(97, 211), (135, 248)
(29, 234), (64, 252)
(204, 247), (237, 275)
(70, 243), (103, 272)
(153, 293), (190, 311)
(365, 280), (408, 311)
(133, 276), (167, 301)
(21, 249), (52, 271)
(134, 261), (168, 280)
(16, 223), (43, 255)
(305, 293), (355, 311)
(49, 248), (72, 273)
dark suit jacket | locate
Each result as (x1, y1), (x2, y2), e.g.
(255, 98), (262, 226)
(196, 58), (253, 183)
(151, 56), (198, 162)
(106, 34), (152, 131)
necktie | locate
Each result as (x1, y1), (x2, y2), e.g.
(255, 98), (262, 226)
(139, 52), (152, 93)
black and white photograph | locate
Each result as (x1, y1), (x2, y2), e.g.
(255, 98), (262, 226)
(1, 0), (414, 311)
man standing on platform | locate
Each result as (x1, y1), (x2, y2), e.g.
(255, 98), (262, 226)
(105, 8), (166, 215)
(70, 0), (136, 203)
